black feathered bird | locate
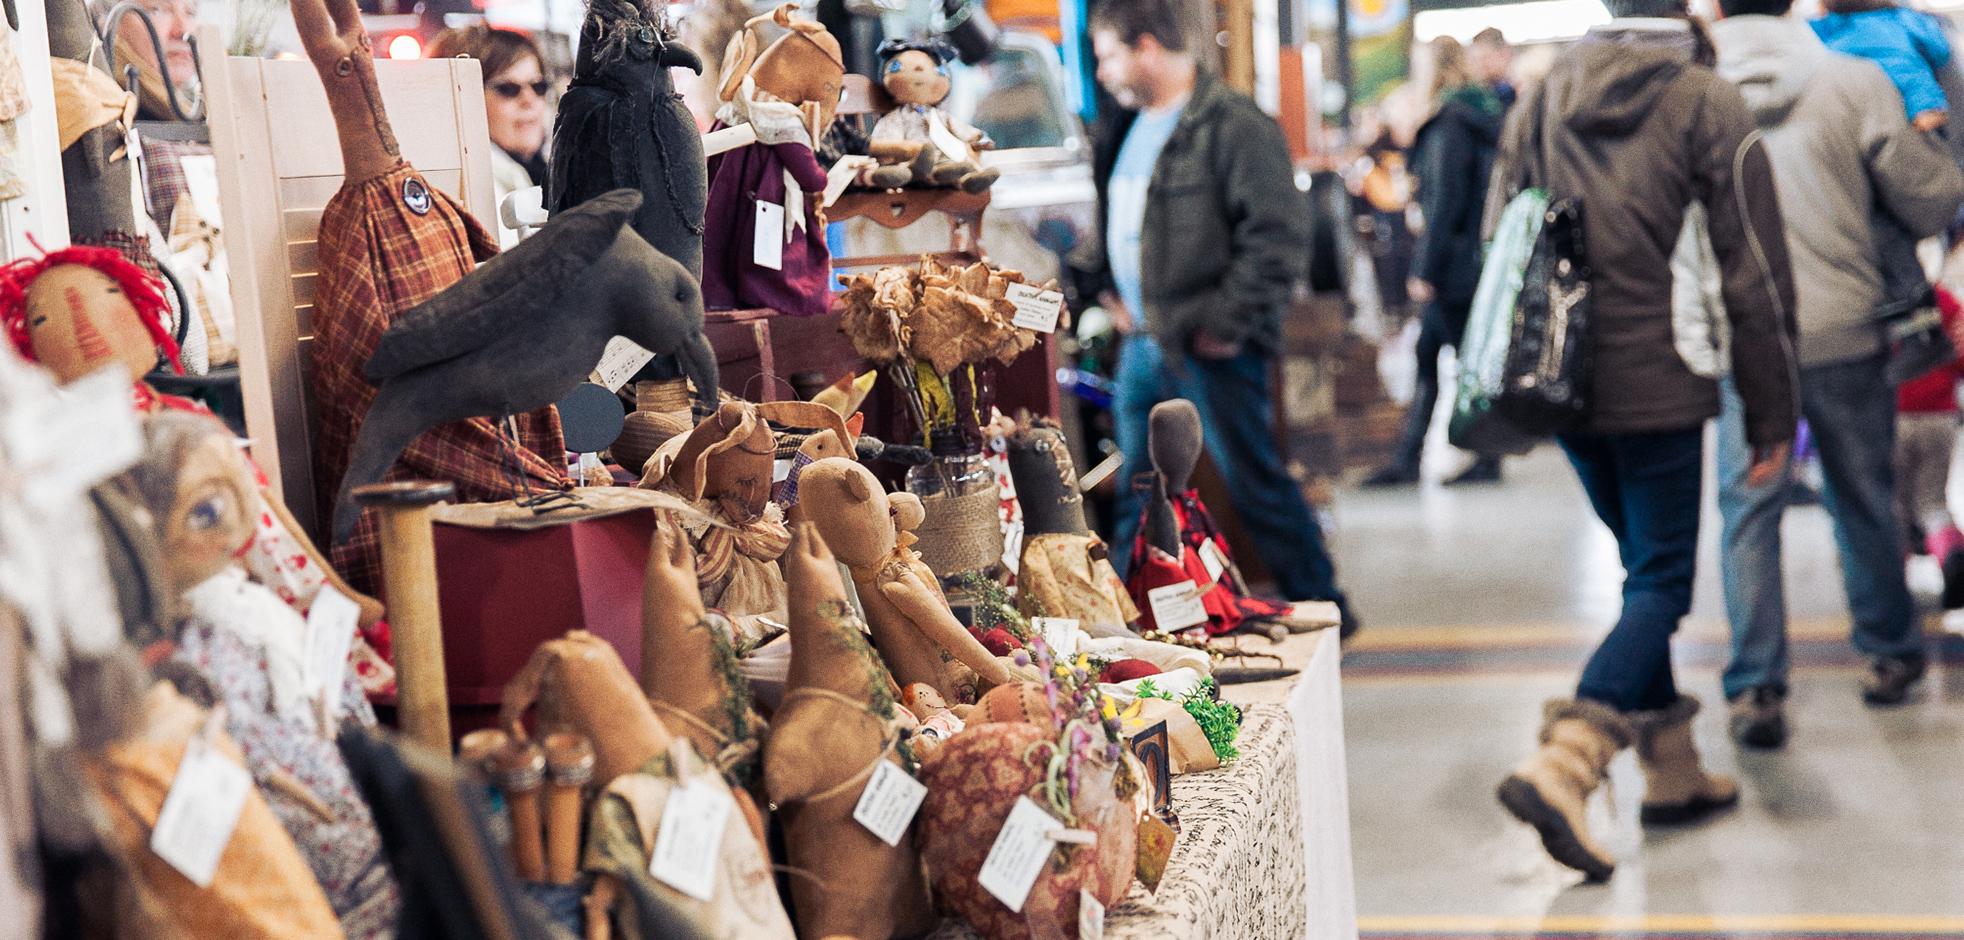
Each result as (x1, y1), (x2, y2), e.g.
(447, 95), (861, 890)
(549, 0), (707, 279)
(330, 189), (718, 542)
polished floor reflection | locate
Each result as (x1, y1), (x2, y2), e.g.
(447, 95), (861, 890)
(1333, 443), (1964, 938)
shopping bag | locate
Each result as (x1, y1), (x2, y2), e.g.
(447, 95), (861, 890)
(1449, 188), (1591, 455)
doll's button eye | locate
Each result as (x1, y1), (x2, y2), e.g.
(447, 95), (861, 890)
(188, 497), (225, 530)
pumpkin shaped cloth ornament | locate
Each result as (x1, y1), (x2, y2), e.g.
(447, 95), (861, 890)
(799, 457), (1013, 703)
(639, 517), (769, 804)
(918, 639), (1142, 939)
(82, 682), (345, 939)
(123, 412), (400, 937)
(641, 400), (792, 650)
(702, 3), (843, 318)
(765, 523), (934, 940)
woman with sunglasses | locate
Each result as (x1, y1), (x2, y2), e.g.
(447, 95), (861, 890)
(429, 26), (554, 246)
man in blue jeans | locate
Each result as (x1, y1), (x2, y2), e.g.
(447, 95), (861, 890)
(1076, 0), (1353, 633)
(1713, 0), (1964, 747)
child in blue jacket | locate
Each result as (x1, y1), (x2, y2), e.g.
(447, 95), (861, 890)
(1815, 0), (1958, 315)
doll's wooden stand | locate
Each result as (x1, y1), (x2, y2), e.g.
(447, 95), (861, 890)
(827, 73), (990, 270)
(202, 31), (501, 537)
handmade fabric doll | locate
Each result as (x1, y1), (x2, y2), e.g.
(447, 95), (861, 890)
(82, 682), (344, 939)
(122, 411), (401, 937)
(294, 0), (567, 593)
(1007, 424), (1139, 634)
(765, 524), (935, 940)
(799, 457), (1013, 703)
(1128, 400), (1329, 635)
(860, 39), (999, 193)
(703, 4), (842, 317)
(639, 518), (768, 807)
(550, 0), (709, 278)
(0, 244), (398, 694)
(640, 401), (791, 648)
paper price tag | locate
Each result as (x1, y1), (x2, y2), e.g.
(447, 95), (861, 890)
(783, 170), (806, 243)
(304, 585), (359, 720)
(150, 735), (251, 888)
(927, 112), (973, 165)
(1198, 540), (1231, 584)
(978, 796), (1060, 913)
(648, 778), (733, 902)
(773, 458), (795, 484)
(1080, 891), (1107, 940)
(1000, 519), (1025, 576)
(852, 759), (928, 847)
(1146, 581), (1209, 632)
(590, 336), (656, 393)
(1031, 617), (1081, 658)
(825, 157), (877, 206)
(754, 201), (785, 271)
(1007, 283), (1066, 334)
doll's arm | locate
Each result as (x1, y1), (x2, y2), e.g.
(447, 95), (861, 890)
(879, 570), (1012, 686)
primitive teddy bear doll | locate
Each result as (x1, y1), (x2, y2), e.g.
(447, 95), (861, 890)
(120, 410), (400, 937)
(859, 39), (1000, 193)
(703, 4), (844, 317)
(799, 457), (1013, 703)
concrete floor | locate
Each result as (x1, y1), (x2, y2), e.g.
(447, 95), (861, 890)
(1330, 444), (1964, 938)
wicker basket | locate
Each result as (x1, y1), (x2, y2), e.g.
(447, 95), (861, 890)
(912, 488), (1004, 577)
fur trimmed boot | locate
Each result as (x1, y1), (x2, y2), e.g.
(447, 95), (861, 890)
(1629, 695), (1739, 825)
(1496, 699), (1634, 882)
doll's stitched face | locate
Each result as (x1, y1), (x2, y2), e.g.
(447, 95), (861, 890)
(882, 50), (949, 107)
(164, 433), (255, 591)
(703, 421), (776, 523)
(752, 33), (846, 130)
(23, 265), (161, 384)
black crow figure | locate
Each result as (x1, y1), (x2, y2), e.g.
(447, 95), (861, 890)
(330, 189), (718, 542)
(549, 0), (708, 279)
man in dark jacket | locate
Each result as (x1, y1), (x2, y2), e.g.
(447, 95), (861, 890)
(1076, 0), (1353, 630)
(1486, 0), (1799, 883)
(1363, 43), (1507, 488)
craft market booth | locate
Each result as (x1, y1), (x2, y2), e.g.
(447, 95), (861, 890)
(0, 1), (1356, 937)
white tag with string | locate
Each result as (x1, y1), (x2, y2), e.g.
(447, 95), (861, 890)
(150, 714), (251, 888)
(927, 111), (973, 165)
(1081, 891), (1107, 940)
(852, 759), (928, 847)
(1147, 581), (1209, 631)
(1198, 540), (1231, 584)
(754, 201), (785, 271)
(590, 337), (656, 392)
(648, 778), (732, 901)
(1007, 283), (1066, 333)
(1031, 617), (1081, 658)
(303, 585), (359, 723)
(978, 796), (1059, 913)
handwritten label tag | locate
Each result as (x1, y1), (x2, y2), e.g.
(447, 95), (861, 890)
(1031, 617), (1081, 658)
(927, 112), (973, 165)
(754, 201), (785, 271)
(852, 759), (928, 847)
(1000, 519), (1025, 576)
(1080, 891), (1107, 940)
(304, 585), (359, 721)
(826, 156), (877, 206)
(150, 734), (251, 887)
(978, 796), (1059, 913)
(648, 778), (732, 901)
(1147, 581), (1209, 632)
(1007, 283), (1066, 334)
(1198, 540), (1230, 585)
(590, 336), (656, 393)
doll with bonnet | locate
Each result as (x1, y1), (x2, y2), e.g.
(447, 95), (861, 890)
(0, 245), (399, 695)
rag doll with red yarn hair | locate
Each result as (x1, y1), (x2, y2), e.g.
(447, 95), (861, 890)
(0, 245), (398, 696)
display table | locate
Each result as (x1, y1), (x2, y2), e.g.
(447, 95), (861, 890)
(929, 629), (1358, 940)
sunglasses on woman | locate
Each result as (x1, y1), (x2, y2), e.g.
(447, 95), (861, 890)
(491, 80), (551, 99)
